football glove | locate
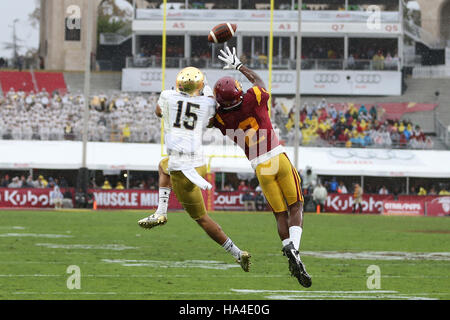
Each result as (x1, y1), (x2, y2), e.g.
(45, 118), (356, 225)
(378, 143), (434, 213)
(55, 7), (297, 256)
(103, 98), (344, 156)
(202, 74), (214, 97)
(218, 46), (243, 71)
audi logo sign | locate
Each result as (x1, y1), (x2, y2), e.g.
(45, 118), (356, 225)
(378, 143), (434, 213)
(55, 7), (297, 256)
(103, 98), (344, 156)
(232, 72), (294, 84)
(272, 73), (295, 84)
(355, 74), (382, 84)
(314, 73), (340, 84)
(140, 71), (163, 82)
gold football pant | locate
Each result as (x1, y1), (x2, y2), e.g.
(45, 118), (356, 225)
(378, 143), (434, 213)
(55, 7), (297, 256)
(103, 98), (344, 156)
(255, 153), (304, 213)
(159, 157), (169, 175)
(170, 165), (208, 221)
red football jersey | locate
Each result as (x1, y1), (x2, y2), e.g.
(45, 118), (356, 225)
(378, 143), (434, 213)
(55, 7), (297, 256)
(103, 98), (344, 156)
(214, 86), (281, 161)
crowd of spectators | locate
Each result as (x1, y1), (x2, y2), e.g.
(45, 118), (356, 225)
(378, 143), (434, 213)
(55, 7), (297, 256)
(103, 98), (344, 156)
(318, 176), (450, 197)
(0, 173), (69, 189)
(282, 98), (433, 149)
(0, 89), (161, 143)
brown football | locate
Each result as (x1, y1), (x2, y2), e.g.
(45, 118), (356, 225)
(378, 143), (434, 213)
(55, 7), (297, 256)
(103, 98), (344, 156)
(208, 23), (237, 44)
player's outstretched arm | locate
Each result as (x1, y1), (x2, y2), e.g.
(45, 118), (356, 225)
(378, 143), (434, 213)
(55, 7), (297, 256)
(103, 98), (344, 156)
(239, 65), (265, 89)
(218, 46), (266, 89)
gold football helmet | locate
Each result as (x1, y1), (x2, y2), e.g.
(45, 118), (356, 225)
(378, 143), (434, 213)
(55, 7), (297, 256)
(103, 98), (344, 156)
(176, 67), (205, 96)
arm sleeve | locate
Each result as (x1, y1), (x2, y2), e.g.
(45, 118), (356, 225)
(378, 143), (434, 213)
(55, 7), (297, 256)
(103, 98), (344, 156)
(157, 91), (170, 118)
(213, 113), (226, 135)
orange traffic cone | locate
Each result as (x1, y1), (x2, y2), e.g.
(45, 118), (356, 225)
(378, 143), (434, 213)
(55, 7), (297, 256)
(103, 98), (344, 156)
(93, 200), (97, 211)
(316, 204), (320, 214)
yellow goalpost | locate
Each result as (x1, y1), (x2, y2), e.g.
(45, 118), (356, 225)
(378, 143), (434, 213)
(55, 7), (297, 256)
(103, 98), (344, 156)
(160, 0), (167, 157)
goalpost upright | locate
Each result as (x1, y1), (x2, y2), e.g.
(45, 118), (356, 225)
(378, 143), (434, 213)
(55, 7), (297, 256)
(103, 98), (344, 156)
(267, 0), (275, 117)
(160, 0), (168, 157)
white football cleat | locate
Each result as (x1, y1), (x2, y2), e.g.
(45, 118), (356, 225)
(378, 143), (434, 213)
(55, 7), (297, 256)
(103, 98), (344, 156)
(138, 212), (168, 229)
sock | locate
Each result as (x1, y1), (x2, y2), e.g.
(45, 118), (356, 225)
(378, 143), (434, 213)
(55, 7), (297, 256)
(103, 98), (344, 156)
(221, 238), (241, 260)
(156, 187), (171, 214)
(282, 238), (291, 247)
(289, 226), (303, 251)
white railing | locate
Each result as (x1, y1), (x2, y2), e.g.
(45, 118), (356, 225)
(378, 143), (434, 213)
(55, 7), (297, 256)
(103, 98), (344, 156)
(126, 56), (400, 71)
(403, 19), (445, 49)
(412, 65), (450, 79)
(435, 114), (450, 148)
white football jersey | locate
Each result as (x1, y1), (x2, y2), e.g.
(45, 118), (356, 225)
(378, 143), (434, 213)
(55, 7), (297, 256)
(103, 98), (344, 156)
(159, 90), (216, 171)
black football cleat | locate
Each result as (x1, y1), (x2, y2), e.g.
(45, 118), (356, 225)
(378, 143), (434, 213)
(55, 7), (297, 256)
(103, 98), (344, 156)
(282, 242), (312, 288)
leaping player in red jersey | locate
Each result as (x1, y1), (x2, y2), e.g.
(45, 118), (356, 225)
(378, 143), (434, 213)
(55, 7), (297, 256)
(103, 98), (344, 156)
(211, 46), (311, 287)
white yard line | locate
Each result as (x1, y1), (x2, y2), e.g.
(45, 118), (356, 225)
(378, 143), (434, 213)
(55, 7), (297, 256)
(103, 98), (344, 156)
(0, 233), (73, 238)
(9, 290), (446, 300)
(0, 226), (26, 230)
(266, 251), (450, 261)
(35, 243), (138, 251)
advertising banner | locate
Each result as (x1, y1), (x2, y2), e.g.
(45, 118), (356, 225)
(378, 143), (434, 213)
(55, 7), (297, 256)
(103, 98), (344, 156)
(1, 188), (447, 218)
(0, 188), (73, 208)
(214, 191), (245, 211)
(90, 172), (216, 210)
(425, 197), (450, 217)
(122, 68), (402, 96)
(381, 200), (425, 216)
(324, 193), (392, 214)
(135, 9), (399, 23)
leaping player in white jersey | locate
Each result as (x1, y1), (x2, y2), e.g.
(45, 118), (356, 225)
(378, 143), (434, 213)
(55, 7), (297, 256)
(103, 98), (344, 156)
(138, 67), (251, 272)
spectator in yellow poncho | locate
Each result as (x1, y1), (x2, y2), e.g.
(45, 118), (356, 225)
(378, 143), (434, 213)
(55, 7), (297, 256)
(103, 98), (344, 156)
(418, 187), (427, 195)
(122, 124), (131, 142)
(116, 182), (125, 190)
(102, 180), (112, 190)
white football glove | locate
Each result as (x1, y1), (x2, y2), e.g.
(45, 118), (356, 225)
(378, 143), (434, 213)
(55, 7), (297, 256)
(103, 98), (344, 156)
(218, 46), (243, 71)
(202, 74), (214, 97)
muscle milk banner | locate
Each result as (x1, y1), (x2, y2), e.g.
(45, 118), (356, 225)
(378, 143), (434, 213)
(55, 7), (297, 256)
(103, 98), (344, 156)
(90, 173), (215, 210)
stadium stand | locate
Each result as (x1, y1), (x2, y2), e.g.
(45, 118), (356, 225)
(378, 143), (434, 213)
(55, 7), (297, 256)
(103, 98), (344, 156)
(0, 71), (67, 95)
(0, 86), (439, 152)
(278, 99), (434, 149)
(33, 72), (68, 94)
(0, 89), (161, 143)
(0, 71), (35, 93)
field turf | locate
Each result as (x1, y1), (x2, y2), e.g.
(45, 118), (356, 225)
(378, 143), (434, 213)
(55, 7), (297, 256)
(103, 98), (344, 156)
(0, 209), (449, 300)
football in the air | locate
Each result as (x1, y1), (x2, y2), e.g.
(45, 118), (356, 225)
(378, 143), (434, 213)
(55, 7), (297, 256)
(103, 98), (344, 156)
(208, 23), (237, 44)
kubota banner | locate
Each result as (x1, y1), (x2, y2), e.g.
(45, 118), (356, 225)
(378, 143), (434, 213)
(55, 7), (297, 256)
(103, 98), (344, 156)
(0, 188), (73, 208)
(324, 193), (392, 214)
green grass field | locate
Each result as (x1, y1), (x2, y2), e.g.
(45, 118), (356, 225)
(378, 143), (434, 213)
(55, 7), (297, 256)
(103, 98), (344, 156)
(0, 209), (449, 300)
